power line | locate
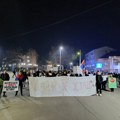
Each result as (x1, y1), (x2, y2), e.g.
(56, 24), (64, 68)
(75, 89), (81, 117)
(2, 0), (112, 39)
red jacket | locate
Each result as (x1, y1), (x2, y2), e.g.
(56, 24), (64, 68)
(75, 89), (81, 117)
(16, 74), (24, 81)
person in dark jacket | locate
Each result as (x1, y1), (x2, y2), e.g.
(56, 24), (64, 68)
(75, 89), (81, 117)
(12, 68), (16, 78)
(1, 70), (10, 80)
(1, 70), (10, 97)
(85, 70), (89, 76)
(15, 71), (24, 96)
(62, 70), (68, 76)
(22, 70), (28, 81)
(36, 70), (40, 77)
(22, 70), (29, 87)
(96, 71), (103, 96)
(46, 71), (53, 77)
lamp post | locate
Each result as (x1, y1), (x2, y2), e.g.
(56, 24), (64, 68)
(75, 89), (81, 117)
(77, 50), (81, 66)
(69, 62), (73, 69)
(59, 46), (63, 71)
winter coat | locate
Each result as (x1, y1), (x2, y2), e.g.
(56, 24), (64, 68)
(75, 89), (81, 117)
(16, 74), (24, 81)
(1, 73), (10, 81)
(96, 74), (103, 84)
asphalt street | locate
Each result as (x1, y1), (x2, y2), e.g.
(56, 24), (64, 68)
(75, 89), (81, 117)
(0, 86), (120, 120)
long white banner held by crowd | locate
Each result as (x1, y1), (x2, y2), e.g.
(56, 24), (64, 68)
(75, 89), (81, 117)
(3, 81), (19, 92)
(29, 76), (96, 97)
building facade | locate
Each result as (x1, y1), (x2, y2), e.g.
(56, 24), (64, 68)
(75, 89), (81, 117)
(85, 47), (120, 73)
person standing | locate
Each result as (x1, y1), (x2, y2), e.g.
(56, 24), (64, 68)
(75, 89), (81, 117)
(12, 68), (16, 78)
(108, 73), (117, 92)
(15, 71), (24, 96)
(22, 70), (28, 87)
(96, 71), (103, 96)
(1, 70), (10, 97)
(102, 73), (108, 91)
(0, 76), (3, 98)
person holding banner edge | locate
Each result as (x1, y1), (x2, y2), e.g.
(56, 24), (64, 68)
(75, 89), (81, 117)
(0, 70), (10, 97)
(15, 70), (24, 96)
(96, 71), (103, 96)
(108, 73), (117, 92)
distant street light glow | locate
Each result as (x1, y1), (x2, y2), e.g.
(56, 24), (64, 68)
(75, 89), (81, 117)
(59, 46), (63, 71)
(27, 60), (30, 63)
(57, 64), (60, 67)
(77, 51), (80, 56)
(70, 62), (73, 65)
(34, 64), (38, 67)
(77, 50), (81, 66)
(9, 64), (12, 67)
(69, 62), (73, 69)
(60, 46), (63, 50)
(28, 63), (32, 66)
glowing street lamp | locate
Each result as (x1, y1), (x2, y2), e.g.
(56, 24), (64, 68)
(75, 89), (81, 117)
(59, 46), (63, 71)
(77, 50), (81, 66)
(69, 62), (73, 69)
(70, 62), (73, 66)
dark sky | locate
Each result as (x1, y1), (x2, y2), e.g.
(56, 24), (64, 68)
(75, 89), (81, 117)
(0, 0), (120, 58)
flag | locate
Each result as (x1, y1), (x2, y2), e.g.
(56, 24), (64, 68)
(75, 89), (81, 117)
(81, 60), (85, 69)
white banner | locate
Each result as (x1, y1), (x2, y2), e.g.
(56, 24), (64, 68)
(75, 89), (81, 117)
(29, 76), (96, 97)
(3, 81), (19, 92)
(103, 76), (108, 82)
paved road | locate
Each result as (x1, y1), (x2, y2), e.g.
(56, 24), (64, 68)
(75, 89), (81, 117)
(1, 86), (120, 120)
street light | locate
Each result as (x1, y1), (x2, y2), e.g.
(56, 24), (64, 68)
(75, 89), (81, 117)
(69, 62), (73, 69)
(59, 46), (63, 71)
(77, 50), (81, 66)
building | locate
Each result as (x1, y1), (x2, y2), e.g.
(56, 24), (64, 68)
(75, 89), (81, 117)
(95, 56), (120, 73)
(108, 56), (120, 73)
(0, 49), (38, 71)
(85, 46), (120, 73)
(17, 53), (38, 69)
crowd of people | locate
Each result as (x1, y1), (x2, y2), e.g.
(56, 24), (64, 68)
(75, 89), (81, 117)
(0, 68), (120, 98)
(0, 69), (28, 98)
(29, 69), (89, 77)
(95, 71), (120, 96)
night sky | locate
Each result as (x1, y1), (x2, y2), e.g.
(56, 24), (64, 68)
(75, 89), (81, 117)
(0, 0), (120, 58)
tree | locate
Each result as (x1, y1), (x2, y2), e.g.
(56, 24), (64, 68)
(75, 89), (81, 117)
(2, 48), (39, 70)
(6, 48), (24, 64)
(27, 49), (39, 66)
(48, 45), (76, 68)
(0, 47), (5, 66)
(48, 47), (58, 66)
